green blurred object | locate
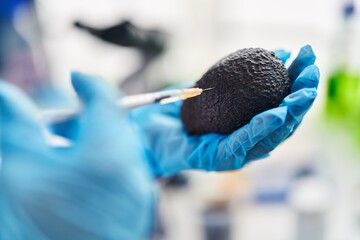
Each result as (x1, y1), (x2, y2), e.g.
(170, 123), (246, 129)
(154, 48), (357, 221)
(326, 68), (360, 120)
(325, 1), (360, 150)
(325, 68), (360, 148)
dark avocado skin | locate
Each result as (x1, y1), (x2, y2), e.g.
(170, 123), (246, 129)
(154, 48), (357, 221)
(181, 48), (290, 135)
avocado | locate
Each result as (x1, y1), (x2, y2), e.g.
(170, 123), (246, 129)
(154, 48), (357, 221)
(181, 48), (290, 134)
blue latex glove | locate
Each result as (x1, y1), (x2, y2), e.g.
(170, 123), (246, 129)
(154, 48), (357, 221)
(129, 45), (320, 177)
(0, 73), (154, 240)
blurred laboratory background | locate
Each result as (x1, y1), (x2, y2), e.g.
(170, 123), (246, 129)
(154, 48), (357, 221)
(1, 0), (360, 239)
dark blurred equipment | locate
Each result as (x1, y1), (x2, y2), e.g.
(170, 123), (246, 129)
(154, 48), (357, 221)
(74, 20), (166, 57)
(150, 210), (166, 240)
(203, 202), (232, 240)
(162, 174), (189, 189)
(74, 20), (165, 56)
(74, 20), (167, 94)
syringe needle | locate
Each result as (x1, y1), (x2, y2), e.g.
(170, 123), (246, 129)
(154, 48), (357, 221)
(202, 87), (214, 92)
(159, 87), (214, 105)
(41, 87), (213, 124)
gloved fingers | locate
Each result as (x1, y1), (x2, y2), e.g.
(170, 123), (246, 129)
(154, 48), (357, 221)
(70, 72), (125, 143)
(46, 72), (120, 141)
(133, 100), (182, 119)
(281, 88), (317, 123)
(246, 142), (281, 162)
(245, 107), (303, 161)
(287, 45), (316, 83)
(160, 101), (183, 116)
(0, 81), (38, 125)
(274, 50), (291, 64)
(128, 99), (183, 134)
(71, 72), (119, 105)
(291, 65), (320, 92)
(225, 106), (287, 157)
(0, 81), (45, 146)
(245, 129), (290, 161)
(245, 111), (295, 161)
(245, 87), (317, 161)
(48, 115), (79, 140)
(247, 89), (317, 156)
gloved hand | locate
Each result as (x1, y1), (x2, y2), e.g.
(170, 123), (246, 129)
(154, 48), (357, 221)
(129, 45), (320, 177)
(0, 73), (154, 240)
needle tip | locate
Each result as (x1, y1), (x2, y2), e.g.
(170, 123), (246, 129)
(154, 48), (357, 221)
(202, 87), (214, 91)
